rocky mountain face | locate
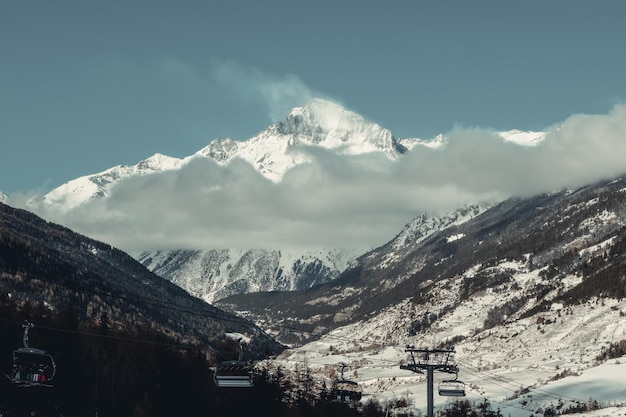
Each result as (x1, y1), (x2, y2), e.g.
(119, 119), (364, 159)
(134, 247), (362, 303)
(196, 98), (408, 182)
(133, 205), (489, 303)
(215, 175), (626, 346)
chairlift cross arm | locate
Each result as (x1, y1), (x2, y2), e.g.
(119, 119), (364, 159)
(402, 346), (459, 373)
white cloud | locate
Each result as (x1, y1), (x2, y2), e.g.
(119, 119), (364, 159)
(209, 58), (329, 122)
(22, 104), (626, 253)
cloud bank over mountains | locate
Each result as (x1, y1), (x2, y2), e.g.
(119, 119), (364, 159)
(19, 103), (626, 253)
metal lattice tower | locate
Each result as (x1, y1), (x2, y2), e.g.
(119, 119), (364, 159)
(400, 345), (459, 417)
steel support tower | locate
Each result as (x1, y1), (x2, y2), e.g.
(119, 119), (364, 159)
(400, 346), (459, 417)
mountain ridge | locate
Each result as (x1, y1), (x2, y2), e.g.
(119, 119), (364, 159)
(29, 98), (542, 213)
(216, 175), (626, 341)
(14, 98), (549, 307)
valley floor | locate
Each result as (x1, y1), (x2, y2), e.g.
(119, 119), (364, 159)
(270, 296), (626, 417)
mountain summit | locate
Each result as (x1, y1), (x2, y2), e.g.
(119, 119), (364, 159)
(196, 98), (407, 182)
(274, 98), (407, 156)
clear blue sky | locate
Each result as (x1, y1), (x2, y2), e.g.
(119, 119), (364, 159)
(2, 0), (625, 195)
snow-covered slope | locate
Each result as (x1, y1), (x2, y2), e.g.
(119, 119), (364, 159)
(135, 247), (361, 303)
(39, 153), (184, 209)
(36, 98), (543, 212)
(134, 205), (489, 303)
(195, 98), (407, 182)
(277, 293), (626, 417)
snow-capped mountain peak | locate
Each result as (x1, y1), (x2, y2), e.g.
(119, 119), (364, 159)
(136, 152), (184, 171)
(39, 153), (184, 209)
(284, 98), (376, 137)
(498, 129), (546, 146)
(399, 133), (446, 150)
(274, 98), (405, 155)
(36, 98), (549, 211)
(196, 98), (407, 182)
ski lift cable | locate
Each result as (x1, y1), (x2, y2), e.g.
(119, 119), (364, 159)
(0, 318), (600, 409)
(457, 361), (551, 394)
(0, 286), (592, 402)
(0, 271), (614, 406)
(0, 316), (200, 351)
(456, 360), (585, 404)
(0, 284), (600, 403)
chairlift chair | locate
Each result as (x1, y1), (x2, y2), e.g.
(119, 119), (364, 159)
(10, 322), (56, 387)
(330, 363), (362, 403)
(213, 360), (254, 388)
(438, 379), (466, 397)
(331, 379), (362, 402)
(213, 338), (254, 388)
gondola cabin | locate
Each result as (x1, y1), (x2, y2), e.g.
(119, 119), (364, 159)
(331, 379), (362, 403)
(213, 360), (254, 388)
(11, 347), (56, 386)
(438, 379), (466, 397)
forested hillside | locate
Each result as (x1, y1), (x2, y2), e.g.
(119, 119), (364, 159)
(0, 202), (284, 416)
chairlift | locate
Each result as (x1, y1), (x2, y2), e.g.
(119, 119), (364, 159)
(331, 363), (362, 403)
(213, 360), (254, 388)
(10, 322), (56, 387)
(438, 378), (466, 397)
(213, 338), (254, 388)
(332, 379), (362, 402)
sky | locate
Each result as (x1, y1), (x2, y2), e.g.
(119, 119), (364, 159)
(2, 0), (626, 196)
(3, 1), (626, 252)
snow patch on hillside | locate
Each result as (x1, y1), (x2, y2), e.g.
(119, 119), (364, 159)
(271, 263), (626, 416)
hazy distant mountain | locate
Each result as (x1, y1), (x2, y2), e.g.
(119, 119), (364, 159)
(133, 204), (490, 303)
